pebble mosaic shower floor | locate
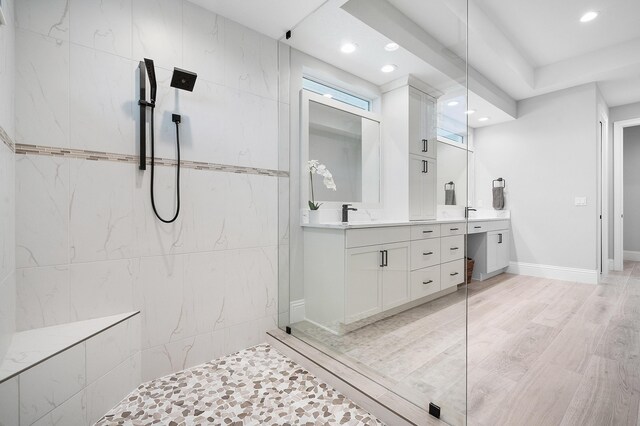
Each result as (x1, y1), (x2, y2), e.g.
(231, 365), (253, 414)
(96, 344), (384, 426)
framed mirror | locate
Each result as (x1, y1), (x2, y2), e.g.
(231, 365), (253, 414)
(300, 90), (382, 208)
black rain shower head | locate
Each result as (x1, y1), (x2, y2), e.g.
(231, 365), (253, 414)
(144, 58), (157, 102)
(171, 67), (197, 92)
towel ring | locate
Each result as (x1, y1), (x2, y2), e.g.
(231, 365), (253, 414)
(492, 178), (506, 188)
(445, 181), (455, 191)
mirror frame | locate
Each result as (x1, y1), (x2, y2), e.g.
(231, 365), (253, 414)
(300, 89), (383, 210)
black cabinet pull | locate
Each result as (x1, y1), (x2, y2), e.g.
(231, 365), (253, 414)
(450, 272), (459, 276)
(380, 250), (385, 267)
(450, 228), (459, 231)
(450, 247), (459, 250)
(498, 233), (503, 244)
(423, 280), (433, 285)
(474, 226), (481, 229)
(422, 160), (428, 173)
(383, 250), (388, 267)
(422, 230), (433, 234)
(423, 251), (434, 256)
(422, 139), (428, 152)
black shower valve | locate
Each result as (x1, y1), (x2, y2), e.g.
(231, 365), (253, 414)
(172, 114), (181, 124)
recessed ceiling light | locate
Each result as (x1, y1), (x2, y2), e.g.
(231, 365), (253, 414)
(385, 42), (399, 51)
(323, 93), (333, 99)
(580, 11), (598, 22)
(341, 43), (357, 53)
(478, 117), (490, 122)
(447, 101), (459, 107)
(465, 109), (476, 115)
(381, 64), (397, 73)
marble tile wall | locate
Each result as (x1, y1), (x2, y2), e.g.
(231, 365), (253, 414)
(13, 0), (284, 383)
(0, 314), (141, 426)
(0, 0), (16, 361)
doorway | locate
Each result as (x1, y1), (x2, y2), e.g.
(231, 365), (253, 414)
(613, 118), (640, 270)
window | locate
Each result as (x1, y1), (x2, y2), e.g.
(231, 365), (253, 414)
(437, 128), (464, 144)
(302, 77), (371, 111)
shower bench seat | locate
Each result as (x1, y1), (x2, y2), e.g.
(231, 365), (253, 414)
(0, 311), (140, 425)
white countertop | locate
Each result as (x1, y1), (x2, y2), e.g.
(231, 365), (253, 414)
(302, 216), (509, 230)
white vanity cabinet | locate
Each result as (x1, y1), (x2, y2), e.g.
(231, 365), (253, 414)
(409, 155), (437, 220)
(345, 242), (410, 323)
(467, 220), (511, 281)
(408, 86), (437, 158)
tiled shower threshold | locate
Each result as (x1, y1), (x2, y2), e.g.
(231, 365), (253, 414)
(267, 329), (446, 426)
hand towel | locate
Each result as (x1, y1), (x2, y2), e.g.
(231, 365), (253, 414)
(445, 189), (456, 205)
(493, 187), (505, 210)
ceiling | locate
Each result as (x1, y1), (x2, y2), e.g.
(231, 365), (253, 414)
(192, 0), (640, 122)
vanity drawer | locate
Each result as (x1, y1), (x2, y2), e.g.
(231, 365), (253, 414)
(468, 220), (510, 234)
(410, 224), (441, 240)
(441, 259), (465, 290)
(410, 239), (441, 270)
(410, 265), (441, 301)
(440, 223), (466, 236)
(346, 226), (411, 248)
(468, 222), (488, 234)
(441, 235), (465, 263)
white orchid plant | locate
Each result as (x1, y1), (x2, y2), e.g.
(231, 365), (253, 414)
(307, 159), (337, 210)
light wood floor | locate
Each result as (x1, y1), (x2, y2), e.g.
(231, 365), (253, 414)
(292, 262), (640, 426)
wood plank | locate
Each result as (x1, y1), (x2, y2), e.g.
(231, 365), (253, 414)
(560, 355), (640, 426)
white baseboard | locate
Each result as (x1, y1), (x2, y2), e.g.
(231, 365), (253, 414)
(624, 251), (640, 262)
(507, 262), (598, 284)
(289, 299), (306, 324)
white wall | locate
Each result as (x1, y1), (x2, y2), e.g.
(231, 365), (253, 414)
(624, 126), (640, 252)
(13, 0), (280, 383)
(474, 83), (599, 271)
(0, 0), (16, 361)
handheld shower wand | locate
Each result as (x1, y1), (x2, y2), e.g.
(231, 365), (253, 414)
(138, 58), (197, 224)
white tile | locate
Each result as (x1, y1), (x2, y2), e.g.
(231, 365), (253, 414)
(69, 45), (135, 154)
(278, 42), (290, 105)
(68, 259), (135, 321)
(221, 87), (278, 170)
(141, 329), (224, 382)
(86, 353), (140, 425)
(69, 159), (135, 263)
(224, 18), (277, 101)
(15, 155), (69, 268)
(69, 0), (132, 57)
(132, 0), (182, 71)
(0, 376), (19, 426)
(86, 314), (140, 384)
(223, 247), (277, 328)
(133, 166), (192, 257)
(19, 342), (86, 426)
(31, 389), (88, 426)
(0, 143), (14, 282)
(133, 255), (185, 349)
(15, 29), (69, 148)
(0, 272), (16, 360)
(224, 318), (260, 355)
(223, 173), (278, 250)
(182, 2), (224, 85)
(16, 266), (69, 331)
(183, 251), (226, 335)
(15, 0), (69, 40)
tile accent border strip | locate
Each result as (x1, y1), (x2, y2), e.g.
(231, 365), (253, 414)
(14, 144), (289, 178)
(0, 126), (14, 152)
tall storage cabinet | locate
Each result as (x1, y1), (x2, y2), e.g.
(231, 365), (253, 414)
(382, 80), (438, 221)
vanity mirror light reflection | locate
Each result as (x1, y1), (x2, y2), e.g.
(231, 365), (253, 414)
(301, 90), (382, 212)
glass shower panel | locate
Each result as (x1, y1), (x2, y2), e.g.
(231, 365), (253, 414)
(278, 1), (469, 424)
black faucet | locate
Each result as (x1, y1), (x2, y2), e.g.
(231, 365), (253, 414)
(342, 204), (358, 223)
(465, 207), (477, 218)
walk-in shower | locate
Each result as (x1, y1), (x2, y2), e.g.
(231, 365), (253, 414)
(138, 58), (198, 223)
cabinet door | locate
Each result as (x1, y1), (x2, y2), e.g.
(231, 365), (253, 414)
(345, 246), (383, 323)
(408, 87), (426, 156)
(408, 155), (437, 220)
(382, 242), (410, 310)
(487, 231), (510, 272)
(496, 230), (510, 269)
(422, 93), (437, 159)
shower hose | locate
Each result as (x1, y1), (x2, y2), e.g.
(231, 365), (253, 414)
(149, 108), (181, 223)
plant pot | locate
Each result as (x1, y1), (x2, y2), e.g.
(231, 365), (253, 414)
(466, 258), (475, 284)
(308, 209), (321, 224)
